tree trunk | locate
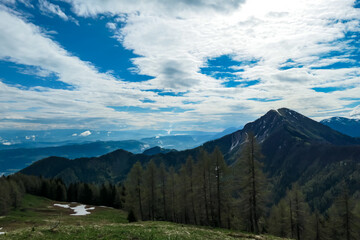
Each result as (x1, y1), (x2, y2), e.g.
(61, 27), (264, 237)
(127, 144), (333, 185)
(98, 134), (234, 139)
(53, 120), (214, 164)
(216, 164), (222, 227)
(137, 178), (143, 220)
(251, 138), (259, 234)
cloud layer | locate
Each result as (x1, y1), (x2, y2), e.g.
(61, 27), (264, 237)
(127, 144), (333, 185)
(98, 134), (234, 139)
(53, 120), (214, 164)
(0, 0), (360, 132)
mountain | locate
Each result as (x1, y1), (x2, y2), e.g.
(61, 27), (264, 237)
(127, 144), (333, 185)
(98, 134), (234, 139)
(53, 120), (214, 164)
(0, 128), (221, 150)
(142, 146), (176, 155)
(20, 108), (360, 210)
(1, 128), (237, 176)
(0, 140), (147, 176)
(140, 135), (212, 150)
(321, 116), (360, 137)
(0, 129), (171, 150)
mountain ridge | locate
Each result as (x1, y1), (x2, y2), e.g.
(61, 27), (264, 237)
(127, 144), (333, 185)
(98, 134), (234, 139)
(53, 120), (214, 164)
(20, 108), (360, 209)
(321, 116), (360, 137)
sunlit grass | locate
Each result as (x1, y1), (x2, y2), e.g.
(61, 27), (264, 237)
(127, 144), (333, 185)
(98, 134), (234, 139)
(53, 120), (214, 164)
(0, 194), (288, 240)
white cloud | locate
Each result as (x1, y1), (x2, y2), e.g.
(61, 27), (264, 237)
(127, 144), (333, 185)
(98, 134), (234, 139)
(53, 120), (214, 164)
(39, 0), (69, 21)
(79, 130), (91, 136)
(350, 105), (360, 118)
(63, 0), (360, 116)
(0, 1), (360, 131)
(106, 22), (116, 30)
(64, 0), (246, 17)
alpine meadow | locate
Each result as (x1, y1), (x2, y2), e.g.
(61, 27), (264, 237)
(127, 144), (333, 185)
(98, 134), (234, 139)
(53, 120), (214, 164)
(1, 1), (360, 240)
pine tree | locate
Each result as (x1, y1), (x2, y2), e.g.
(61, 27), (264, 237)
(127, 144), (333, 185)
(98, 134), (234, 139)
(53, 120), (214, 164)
(178, 163), (189, 223)
(312, 210), (327, 240)
(0, 178), (11, 215)
(211, 147), (229, 227)
(327, 188), (359, 240)
(196, 147), (211, 225)
(158, 162), (168, 220)
(286, 184), (311, 240)
(125, 161), (144, 220)
(268, 199), (290, 238)
(185, 155), (198, 225)
(236, 132), (267, 234)
(167, 166), (177, 222)
(144, 160), (158, 220)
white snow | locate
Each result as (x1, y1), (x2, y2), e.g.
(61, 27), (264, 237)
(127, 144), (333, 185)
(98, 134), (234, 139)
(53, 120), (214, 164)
(0, 227), (5, 235)
(70, 205), (95, 216)
(53, 203), (95, 216)
(54, 203), (70, 209)
(275, 109), (282, 116)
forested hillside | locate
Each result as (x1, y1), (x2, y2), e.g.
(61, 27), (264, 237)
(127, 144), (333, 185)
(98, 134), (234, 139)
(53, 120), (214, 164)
(13, 108), (360, 239)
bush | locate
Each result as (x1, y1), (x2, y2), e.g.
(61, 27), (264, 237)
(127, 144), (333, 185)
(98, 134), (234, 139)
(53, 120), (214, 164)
(127, 209), (137, 222)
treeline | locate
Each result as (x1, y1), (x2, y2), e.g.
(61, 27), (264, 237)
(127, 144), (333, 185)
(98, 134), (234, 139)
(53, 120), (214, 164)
(125, 133), (360, 240)
(125, 133), (267, 231)
(0, 174), (125, 216)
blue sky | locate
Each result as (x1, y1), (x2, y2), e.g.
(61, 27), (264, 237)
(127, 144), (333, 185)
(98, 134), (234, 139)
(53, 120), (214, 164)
(0, 0), (360, 134)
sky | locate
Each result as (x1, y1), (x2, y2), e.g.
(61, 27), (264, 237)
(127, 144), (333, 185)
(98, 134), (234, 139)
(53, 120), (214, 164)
(0, 0), (360, 133)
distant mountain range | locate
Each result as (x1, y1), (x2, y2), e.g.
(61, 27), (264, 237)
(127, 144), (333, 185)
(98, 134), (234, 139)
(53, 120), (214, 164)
(0, 140), (146, 176)
(0, 127), (239, 175)
(0, 129), (221, 150)
(21, 108), (360, 210)
(321, 117), (360, 137)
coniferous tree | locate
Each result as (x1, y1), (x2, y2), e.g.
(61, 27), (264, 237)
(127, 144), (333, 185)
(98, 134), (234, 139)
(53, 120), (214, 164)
(196, 147), (211, 225)
(144, 160), (158, 220)
(158, 162), (168, 220)
(167, 166), (177, 222)
(0, 178), (11, 215)
(56, 181), (67, 202)
(312, 210), (327, 240)
(268, 199), (290, 238)
(211, 147), (229, 227)
(286, 184), (311, 240)
(236, 132), (267, 234)
(178, 163), (189, 223)
(185, 155), (198, 225)
(327, 188), (359, 240)
(125, 161), (144, 220)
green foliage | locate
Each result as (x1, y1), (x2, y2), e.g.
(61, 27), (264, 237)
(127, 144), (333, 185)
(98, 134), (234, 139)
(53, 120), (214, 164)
(326, 188), (360, 240)
(235, 132), (268, 234)
(127, 209), (137, 222)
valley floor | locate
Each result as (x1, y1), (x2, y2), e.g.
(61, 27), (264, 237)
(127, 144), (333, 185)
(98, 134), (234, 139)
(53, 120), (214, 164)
(0, 195), (288, 240)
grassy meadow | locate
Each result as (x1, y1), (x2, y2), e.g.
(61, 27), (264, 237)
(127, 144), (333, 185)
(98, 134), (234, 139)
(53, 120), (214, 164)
(0, 194), (289, 240)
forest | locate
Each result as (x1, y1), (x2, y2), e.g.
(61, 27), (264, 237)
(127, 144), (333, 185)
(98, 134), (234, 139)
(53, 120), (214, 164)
(1, 134), (359, 240)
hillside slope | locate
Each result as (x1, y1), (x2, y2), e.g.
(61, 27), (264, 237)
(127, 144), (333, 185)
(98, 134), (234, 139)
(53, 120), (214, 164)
(0, 194), (284, 240)
(21, 108), (360, 207)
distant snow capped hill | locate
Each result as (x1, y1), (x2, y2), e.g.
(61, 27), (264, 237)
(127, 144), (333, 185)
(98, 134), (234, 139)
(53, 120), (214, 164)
(320, 117), (360, 137)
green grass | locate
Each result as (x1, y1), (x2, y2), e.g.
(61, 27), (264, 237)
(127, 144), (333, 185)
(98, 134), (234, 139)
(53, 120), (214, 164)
(0, 195), (288, 240)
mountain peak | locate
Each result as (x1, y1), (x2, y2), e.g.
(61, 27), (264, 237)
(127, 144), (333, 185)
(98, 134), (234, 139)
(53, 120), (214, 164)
(222, 108), (358, 154)
(321, 116), (360, 137)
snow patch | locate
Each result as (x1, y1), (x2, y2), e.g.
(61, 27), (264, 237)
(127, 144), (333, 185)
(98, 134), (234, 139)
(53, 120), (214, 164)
(0, 227), (5, 235)
(275, 109), (282, 116)
(71, 205), (95, 216)
(53, 203), (95, 216)
(54, 203), (70, 208)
